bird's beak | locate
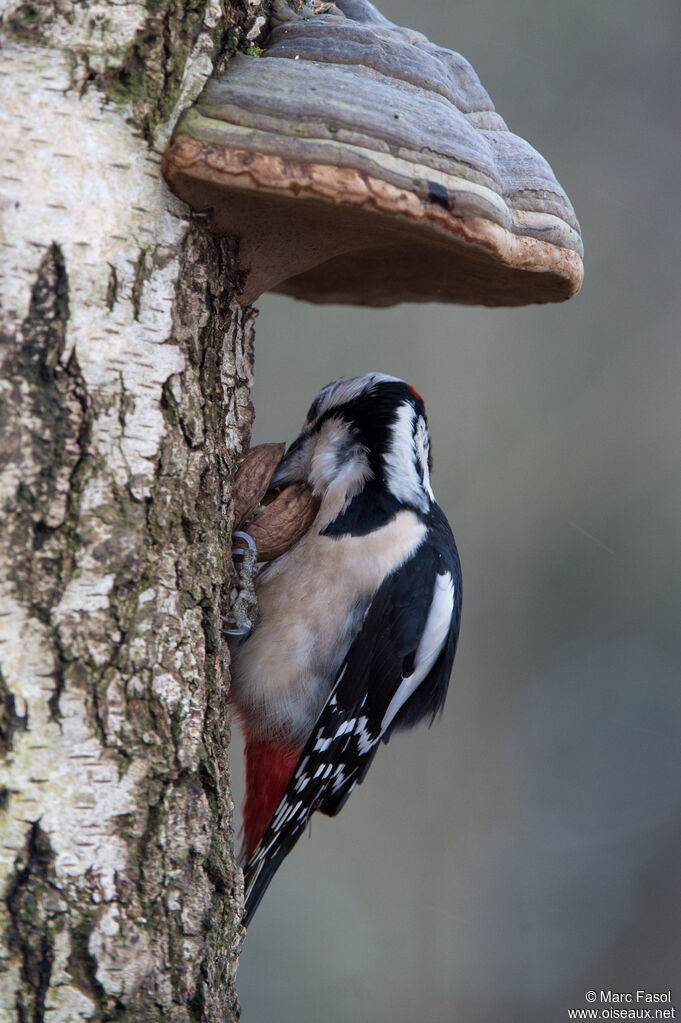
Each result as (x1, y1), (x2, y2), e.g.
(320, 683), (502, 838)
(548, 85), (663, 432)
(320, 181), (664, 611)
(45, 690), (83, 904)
(267, 436), (307, 490)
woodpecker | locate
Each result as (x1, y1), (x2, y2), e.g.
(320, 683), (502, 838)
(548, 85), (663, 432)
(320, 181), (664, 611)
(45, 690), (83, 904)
(230, 373), (462, 926)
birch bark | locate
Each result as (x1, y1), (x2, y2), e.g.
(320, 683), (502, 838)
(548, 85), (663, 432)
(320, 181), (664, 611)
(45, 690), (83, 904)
(0, 1), (267, 1017)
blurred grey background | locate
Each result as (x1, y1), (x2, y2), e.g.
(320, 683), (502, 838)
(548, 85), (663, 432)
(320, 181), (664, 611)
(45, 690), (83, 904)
(233, 1), (681, 1019)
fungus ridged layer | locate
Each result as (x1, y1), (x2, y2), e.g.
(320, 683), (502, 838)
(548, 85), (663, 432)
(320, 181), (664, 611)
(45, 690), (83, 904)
(163, 0), (584, 307)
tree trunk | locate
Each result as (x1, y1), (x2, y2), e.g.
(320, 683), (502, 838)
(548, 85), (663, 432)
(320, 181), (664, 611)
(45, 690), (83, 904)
(0, 1), (267, 1017)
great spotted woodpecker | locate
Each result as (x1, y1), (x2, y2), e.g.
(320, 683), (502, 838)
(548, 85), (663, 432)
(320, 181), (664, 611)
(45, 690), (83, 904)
(230, 373), (462, 925)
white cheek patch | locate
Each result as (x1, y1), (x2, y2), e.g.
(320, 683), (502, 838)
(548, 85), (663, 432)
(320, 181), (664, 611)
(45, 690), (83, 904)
(380, 571), (455, 733)
(310, 418), (372, 499)
(310, 418), (347, 491)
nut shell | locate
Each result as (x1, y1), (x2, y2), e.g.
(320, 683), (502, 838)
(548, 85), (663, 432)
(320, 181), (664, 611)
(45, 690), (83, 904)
(243, 483), (318, 561)
(232, 442), (285, 525)
(232, 443), (318, 561)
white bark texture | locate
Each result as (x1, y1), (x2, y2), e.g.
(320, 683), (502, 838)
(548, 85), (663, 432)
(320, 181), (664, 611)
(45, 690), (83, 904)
(0, 0), (268, 1018)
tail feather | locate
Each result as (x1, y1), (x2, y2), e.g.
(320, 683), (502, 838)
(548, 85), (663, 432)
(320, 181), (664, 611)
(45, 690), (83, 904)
(242, 834), (299, 927)
(242, 787), (314, 926)
(240, 681), (381, 925)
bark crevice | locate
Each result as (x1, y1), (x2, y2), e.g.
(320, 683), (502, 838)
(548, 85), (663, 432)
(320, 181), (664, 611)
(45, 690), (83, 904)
(6, 823), (60, 1023)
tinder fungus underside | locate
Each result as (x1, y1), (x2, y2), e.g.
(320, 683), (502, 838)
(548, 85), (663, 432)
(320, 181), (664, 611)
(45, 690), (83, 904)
(163, 0), (584, 307)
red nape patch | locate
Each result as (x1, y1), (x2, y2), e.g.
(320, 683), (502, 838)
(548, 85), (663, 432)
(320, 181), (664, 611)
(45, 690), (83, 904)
(243, 736), (300, 860)
(407, 383), (425, 406)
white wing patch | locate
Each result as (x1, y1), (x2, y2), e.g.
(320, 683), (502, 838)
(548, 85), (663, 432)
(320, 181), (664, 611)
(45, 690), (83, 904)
(380, 571), (455, 733)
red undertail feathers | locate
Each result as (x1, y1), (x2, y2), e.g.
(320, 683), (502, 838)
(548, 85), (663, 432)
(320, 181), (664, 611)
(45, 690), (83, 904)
(243, 735), (301, 861)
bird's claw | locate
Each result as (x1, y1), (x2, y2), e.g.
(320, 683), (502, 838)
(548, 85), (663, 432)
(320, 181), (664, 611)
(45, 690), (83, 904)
(223, 531), (259, 638)
(221, 616), (252, 637)
(232, 530), (257, 558)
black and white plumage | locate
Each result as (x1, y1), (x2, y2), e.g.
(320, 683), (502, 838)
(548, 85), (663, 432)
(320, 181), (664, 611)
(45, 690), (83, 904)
(230, 373), (462, 926)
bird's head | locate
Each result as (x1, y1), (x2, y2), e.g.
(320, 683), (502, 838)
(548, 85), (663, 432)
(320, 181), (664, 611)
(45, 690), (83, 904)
(270, 374), (434, 529)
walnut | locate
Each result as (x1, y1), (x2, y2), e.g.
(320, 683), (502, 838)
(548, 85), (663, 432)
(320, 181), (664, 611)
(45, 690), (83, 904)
(233, 443), (318, 562)
(245, 483), (318, 561)
(232, 443), (285, 527)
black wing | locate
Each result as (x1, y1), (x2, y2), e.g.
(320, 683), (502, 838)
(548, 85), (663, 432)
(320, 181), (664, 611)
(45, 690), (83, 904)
(242, 505), (461, 926)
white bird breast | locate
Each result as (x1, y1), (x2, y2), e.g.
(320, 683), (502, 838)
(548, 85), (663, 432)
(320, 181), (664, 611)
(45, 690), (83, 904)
(230, 509), (428, 743)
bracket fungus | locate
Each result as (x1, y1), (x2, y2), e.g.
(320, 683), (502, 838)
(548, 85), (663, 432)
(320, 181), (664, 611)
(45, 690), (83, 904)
(163, 0), (583, 306)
